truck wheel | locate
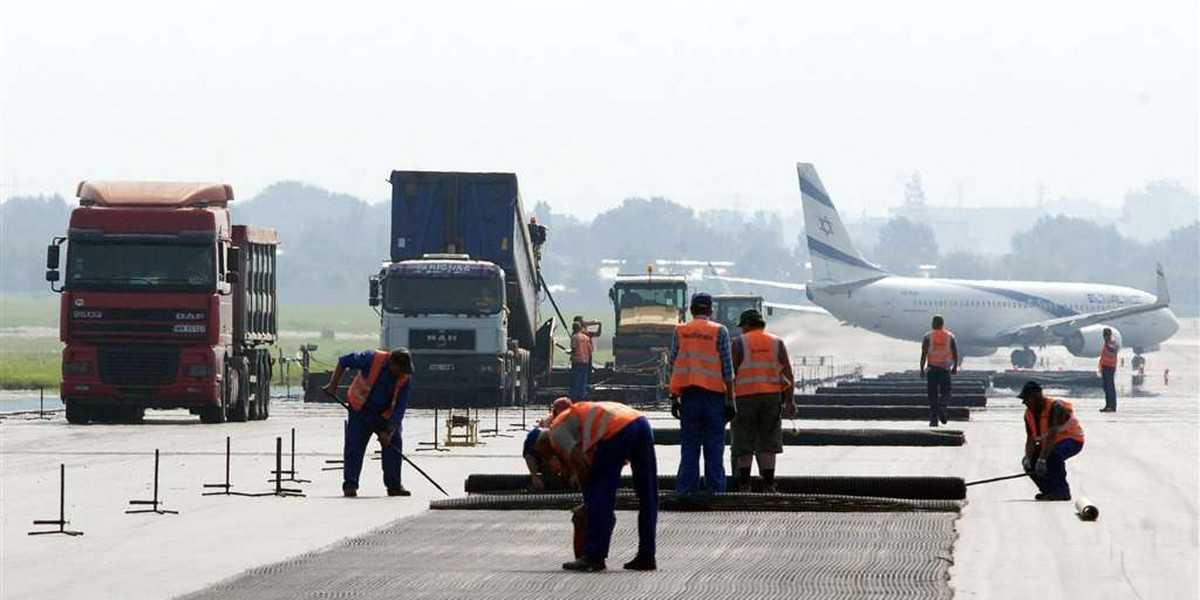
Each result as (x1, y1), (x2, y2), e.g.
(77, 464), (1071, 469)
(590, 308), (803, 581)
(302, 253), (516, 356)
(65, 401), (90, 425)
(228, 366), (249, 423)
(124, 407), (145, 424)
(258, 357), (271, 421)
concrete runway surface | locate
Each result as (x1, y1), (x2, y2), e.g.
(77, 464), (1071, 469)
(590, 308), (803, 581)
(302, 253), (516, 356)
(1, 315), (1196, 600)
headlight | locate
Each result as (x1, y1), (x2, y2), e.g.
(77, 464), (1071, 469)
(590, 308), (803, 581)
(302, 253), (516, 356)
(187, 364), (214, 378)
(65, 361), (90, 375)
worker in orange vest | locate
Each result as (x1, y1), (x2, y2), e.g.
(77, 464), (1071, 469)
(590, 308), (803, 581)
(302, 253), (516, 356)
(730, 309), (795, 493)
(1018, 381), (1085, 501)
(1099, 327), (1119, 412)
(569, 315), (602, 400)
(324, 349), (413, 497)
(668, 292), (735, 495)
(536, 401), (658, 572)
(919, 315), (959, 427)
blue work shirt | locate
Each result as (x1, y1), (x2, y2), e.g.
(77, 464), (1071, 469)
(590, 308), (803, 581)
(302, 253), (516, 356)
(523, 427), (545, 472)
(338, 351), (411, 427)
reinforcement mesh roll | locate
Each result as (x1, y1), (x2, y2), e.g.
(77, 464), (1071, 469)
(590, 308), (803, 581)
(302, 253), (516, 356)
(795, 394), (987, 407)
(184, 510), (958, 600)
(433, 491), (963, 513)
(795, 405), (970, 421)
(464, 474), (967, 500)
(649, 427), (965, 447)
(815, 385), (987, 394)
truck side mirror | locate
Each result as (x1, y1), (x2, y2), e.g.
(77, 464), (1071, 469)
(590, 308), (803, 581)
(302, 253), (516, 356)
(45, 269), (60, 282)
(368, 277), (381, 307)
(608, 288), (616, 303)
(46, 244), (60, 269)
(227, 247), (241, 272)
(767, 306), (774, 316)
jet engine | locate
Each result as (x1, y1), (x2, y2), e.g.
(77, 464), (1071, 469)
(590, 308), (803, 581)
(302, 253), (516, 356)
(1065, 324), (1121, 358)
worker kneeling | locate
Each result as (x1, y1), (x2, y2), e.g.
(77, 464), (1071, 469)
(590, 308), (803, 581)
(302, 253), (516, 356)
(731, 309), (796, 493)
(324, 349), (413, 498)
(536, 401), (658, 572)
(1018, 381), (1085, 501)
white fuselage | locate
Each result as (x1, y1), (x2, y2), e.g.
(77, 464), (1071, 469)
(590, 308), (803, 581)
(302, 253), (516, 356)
(810, 276), (1180, 353)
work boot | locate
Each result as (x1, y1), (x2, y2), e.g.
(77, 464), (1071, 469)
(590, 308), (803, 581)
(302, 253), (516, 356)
(1035, 492), (1071, 501)
(1099, 407), (1116, 413)
(938, 407), (948, 424)
(562, 556), (606, 572)
(623, 554), (657, 571)
(928, 419), (939, 428)
(342, 485), (358, 498)
(387, 486), (412, 497)
(761, 483), (780, 494)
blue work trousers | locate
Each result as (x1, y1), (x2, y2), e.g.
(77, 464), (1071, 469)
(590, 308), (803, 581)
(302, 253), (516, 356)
(676, 387), (727, 495)
(926, 367), (952, 423)
(583, 416), (658, 560)
(344, 409), (403, 490)
(1101, 367), (1117, 410)
(569, 363), (592, 401)
(1029, 438), (1083, 496)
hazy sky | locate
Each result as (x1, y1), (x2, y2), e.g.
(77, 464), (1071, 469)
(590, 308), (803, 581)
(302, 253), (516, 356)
(2, 1), (1196, 218)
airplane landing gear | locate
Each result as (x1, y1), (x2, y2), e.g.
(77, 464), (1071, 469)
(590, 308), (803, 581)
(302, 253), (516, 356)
(1010, 348), (1037, 369)
(1131, 354), (1146, 371)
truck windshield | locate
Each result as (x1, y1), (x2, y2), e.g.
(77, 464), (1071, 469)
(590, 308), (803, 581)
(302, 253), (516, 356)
(614, 286), (686, 310)
(714, 299), (761, 329)
(66, 242), (215, 291)
(384, 276), (505, 315)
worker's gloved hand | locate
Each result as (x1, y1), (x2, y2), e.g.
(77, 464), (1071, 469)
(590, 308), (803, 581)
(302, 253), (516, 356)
(724, 402), (737, 424)
(376, 427), (395, 446)
(1034, 458), (1049, 478)
(1021, 456), (1033, 474)
(919, 369), (926, 380)
(670, 397), (681, 420)
(530, 473), (545, 490)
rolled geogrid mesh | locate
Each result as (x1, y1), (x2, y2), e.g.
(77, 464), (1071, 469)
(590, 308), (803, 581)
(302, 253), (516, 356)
(992, 370), (1102, 389)
(463, 474), (967, 500)
(815, 385), (987, 394)
(433, 491), (963, 513)
(649, 427), (965, 447)
(795, 405), (970, 420)
(795, 394), (987, 407)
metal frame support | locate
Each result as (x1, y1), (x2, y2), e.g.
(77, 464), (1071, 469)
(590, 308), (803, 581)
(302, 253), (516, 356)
(29, 464), (83, 536)
(127, 449), (179, 515)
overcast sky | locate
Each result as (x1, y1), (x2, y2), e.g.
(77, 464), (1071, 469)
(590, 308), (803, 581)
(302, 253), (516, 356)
(2, 1), (1196, 218)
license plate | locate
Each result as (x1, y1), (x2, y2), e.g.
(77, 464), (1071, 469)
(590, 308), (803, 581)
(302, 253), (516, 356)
(429, 364), (454, 371)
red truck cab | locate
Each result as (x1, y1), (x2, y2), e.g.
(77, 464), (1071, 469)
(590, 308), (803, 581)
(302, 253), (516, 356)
(47, 181), (279, 424)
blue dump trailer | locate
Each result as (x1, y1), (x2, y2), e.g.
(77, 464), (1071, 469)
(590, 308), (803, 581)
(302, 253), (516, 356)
(367, 171), (554, 408)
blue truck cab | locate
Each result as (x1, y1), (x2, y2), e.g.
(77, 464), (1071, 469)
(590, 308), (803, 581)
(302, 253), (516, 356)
(371, 171), (552, 407)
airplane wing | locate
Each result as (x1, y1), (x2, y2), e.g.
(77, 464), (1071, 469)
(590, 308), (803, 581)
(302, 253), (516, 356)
(764, 301), (830, 315)
(993, 264), (1171, 345)
(706, 273), (809, 293)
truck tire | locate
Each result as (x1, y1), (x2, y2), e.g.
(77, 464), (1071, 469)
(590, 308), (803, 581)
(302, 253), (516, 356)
(228, 365), (249, 423)
(259, 355), (272, 420)
(124, 406), (145, 424)
(65, 401), (90, 425)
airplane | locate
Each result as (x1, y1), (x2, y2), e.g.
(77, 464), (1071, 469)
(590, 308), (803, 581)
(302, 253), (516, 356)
(712, 163), (1181, 369)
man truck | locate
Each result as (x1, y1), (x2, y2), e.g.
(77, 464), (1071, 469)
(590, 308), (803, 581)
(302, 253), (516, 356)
(46, 181), (279, 424)
(366, 171), (553, 408)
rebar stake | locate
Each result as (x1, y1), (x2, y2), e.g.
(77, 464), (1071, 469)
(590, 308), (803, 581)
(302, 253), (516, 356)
(203, 436), (262, 497)
(481, 405), (511, 438)
(417, 408), (449, 452)
(29, 464), (83, 536)
(266, 437), (305, 497)
(127, 449), (178, 515)
(269, 428), (312, 483)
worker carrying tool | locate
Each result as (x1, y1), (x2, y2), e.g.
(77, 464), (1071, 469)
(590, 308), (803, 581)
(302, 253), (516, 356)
(1098, 327), (1119, 412)
(730, 309), (796, 493)
(536, 401), (658, 572)
(668, 292), (735, 495)
(1018, 381), (1086, 501)
(324, 349), (413, 498)
(919, 315), (959, 427)
(569, 315), (602, 400)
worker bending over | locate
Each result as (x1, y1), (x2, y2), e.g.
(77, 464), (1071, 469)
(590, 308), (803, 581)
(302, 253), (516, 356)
(919, 315), (959, 427)
(569, 316), (602, 401)
(1018, 381), (1085, 501)
(537, 401), (658, 572)
(730, 309), (795, 493)
(668, 292), (735, 495)
(325, 348), (414, 497)
(1098, 327), (1119, 412)
(523, 398), (576, 488)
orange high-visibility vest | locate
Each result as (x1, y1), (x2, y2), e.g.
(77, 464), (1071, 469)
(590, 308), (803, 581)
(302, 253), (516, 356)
(926, 329), (956, 369)
(345, 350), (409, 419)
(669, 318), (727, 395)
(1025, 397), (1085, 446)
(734, 328), (790, 397)
(548, 401), (641, 462)
(1099, 339), (1118, 369)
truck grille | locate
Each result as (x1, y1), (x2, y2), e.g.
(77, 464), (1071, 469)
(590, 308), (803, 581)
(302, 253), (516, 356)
(97, 346), (180, 386)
